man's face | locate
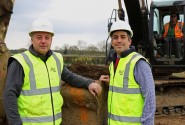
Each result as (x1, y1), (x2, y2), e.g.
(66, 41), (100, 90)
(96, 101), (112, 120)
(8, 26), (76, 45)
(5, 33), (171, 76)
(31, 32), (52, 55)
(111, 31), (131, 56)
(170, 14), (177, 22)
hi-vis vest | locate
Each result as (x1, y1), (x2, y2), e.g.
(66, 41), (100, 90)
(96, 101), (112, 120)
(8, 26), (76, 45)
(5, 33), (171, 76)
(12, 51), (64, 125)
(163, 22), (184, 38)
(108, 52), (147, 125)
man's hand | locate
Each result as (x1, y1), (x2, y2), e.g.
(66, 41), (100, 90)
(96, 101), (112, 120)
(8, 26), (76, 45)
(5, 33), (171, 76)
(88, 82), (102, 97)
(99, 75), (110, 84)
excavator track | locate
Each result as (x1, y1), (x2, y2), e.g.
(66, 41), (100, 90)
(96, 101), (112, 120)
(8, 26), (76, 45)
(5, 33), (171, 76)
(155, 77), (185, 116)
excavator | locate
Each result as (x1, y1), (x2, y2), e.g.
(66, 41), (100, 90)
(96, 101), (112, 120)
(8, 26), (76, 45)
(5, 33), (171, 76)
(106, 0), (185, 119)
(1, 0), (185, 124)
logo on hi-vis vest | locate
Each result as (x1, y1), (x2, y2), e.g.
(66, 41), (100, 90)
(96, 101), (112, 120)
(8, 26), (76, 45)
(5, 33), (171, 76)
(50, 68), (56, 72)
(119, 70), (123, 75)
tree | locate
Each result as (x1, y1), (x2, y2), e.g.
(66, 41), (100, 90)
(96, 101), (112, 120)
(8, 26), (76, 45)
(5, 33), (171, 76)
(77, 40), (86, 51)
(68, 45), (79, 54)
(69, 45), (79, 51)
(62, 44), (69, 54)
(97, 40), (106, 52)
(86, 44), (98, 51)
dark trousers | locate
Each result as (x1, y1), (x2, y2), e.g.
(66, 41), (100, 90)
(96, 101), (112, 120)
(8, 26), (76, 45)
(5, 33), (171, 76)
(163, 37), (182, 58)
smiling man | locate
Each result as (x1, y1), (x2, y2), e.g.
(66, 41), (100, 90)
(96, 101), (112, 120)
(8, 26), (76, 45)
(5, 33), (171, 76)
(3, 18), (102, 125)
(99, 20), (156, 125)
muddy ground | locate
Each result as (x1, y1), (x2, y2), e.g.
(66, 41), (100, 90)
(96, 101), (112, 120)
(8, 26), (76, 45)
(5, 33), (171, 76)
(68, 61), (185, 125)
(155, 115), (185, 125)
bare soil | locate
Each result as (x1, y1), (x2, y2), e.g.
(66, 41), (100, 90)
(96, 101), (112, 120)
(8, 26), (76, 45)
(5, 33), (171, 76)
(155, 115), (185, 125)
(68, 61), (109, 80)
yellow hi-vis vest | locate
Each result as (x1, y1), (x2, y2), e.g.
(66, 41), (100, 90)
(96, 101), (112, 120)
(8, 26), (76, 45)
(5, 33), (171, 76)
(108, 52), (146, 125)
(12, 51), (64, 125)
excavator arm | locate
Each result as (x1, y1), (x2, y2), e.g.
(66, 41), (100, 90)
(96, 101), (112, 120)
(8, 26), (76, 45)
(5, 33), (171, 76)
(118, 0), (125, 21)
(124, 0), (149, 53)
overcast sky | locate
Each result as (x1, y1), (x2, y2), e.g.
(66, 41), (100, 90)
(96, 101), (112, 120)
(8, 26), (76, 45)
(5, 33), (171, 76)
(5, 0), (128, 49)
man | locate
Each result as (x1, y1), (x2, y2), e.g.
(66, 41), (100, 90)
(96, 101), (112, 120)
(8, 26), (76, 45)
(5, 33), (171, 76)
(161, 12), (184, 58)
(99, 20), (156, 125)
(3, 18), (102, 125)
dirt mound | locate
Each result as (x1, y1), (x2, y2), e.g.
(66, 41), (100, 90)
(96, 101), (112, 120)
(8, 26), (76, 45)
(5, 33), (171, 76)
(68, 61), (109, 80)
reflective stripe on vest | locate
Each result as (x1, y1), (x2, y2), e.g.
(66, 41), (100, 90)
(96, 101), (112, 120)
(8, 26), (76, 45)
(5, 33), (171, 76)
(13, 51), (63, 125)
(20, 52), (61, 95)
(21, 112), (61, 123)
(108, 112), (141, 123)
(163, 22), (184, 38)
(108, 52), (146, 125)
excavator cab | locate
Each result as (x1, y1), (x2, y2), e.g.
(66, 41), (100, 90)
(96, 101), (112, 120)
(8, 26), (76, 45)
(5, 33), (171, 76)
(149, 0), (185, 74)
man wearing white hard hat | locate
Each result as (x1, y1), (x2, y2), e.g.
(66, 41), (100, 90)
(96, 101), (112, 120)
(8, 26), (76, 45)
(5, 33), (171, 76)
(100, 20), (156, 125)
(3, 18), (102, 125)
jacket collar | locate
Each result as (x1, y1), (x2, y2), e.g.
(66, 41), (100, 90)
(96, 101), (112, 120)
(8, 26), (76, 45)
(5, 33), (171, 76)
(29, 45), (52, 62)
(112, 46), (136, 62)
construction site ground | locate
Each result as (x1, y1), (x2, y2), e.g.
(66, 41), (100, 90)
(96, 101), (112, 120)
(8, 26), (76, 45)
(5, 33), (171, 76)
(68, 61), (185, 125)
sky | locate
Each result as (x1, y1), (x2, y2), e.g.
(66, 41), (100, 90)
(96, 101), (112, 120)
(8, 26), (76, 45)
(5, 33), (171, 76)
(5, 0), (127, 50)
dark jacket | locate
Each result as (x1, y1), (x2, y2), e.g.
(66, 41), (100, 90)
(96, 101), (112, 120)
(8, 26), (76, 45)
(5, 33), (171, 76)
(3, 45), (93, 125)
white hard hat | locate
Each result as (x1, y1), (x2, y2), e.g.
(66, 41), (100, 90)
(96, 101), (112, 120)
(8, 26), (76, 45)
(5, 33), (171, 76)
(29, 18), (54, 37)
(109, 20), (133, 37)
